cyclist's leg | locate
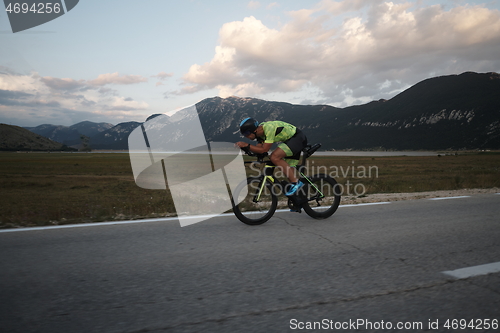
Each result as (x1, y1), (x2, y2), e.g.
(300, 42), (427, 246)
(270, 147), (298, 182)
(270, 129), (307, 183)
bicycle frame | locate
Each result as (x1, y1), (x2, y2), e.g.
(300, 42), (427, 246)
(235, 143), (341, 224)
(251, 152), (325, 203)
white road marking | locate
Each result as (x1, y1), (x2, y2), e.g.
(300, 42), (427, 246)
(0, 216), (182, 233)
(2, 193), (496, 233)
(274, 201), (391, 213)
(428, 196), (470, 200)
(0, 202), (393, 233)
(339, 202), (391, 208)
(442, 261), (500, 279)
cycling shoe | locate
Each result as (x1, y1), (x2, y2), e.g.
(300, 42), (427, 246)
(285, 181), (304, 196)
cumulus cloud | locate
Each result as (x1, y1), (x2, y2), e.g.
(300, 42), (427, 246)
(267, 2), (279, 10)
(0, 89), (33, 105)
(88, 72), (148, 86)
(0, 70), (151, 126)
(319, 0), (383, 15)
(178, 1), (500, 105)
(151, 71), (173, 80)
(40, 77), (87, 91)
(108, 96), (148, 111)
(151, 71), (173, 87)
(248, 1), (260, 9)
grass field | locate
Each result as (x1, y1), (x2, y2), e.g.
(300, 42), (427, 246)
(1, 151), (499, 228)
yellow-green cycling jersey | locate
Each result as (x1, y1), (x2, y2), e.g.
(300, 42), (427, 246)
(257, 121), (297, 144)
(257, 121), (306, 166)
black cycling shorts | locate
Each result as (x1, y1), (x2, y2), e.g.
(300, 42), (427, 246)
(279, 128), (308, 161)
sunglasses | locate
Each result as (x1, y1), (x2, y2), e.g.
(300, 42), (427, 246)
(242, 131), (254, 137)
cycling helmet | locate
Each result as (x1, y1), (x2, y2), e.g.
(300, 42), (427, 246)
(239, 117), (259, 136)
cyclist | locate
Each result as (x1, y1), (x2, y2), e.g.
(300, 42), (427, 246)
(236, 117), (308, 196)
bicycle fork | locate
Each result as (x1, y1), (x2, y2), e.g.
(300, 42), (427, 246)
(253, 176), (274, 203)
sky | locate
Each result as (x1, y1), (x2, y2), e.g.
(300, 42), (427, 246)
(1, 0), (499, 127)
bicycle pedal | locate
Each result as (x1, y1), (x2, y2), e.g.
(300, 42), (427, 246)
(289, 209), (302, 213)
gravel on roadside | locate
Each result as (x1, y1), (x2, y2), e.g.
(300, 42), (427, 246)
(340, 187), (500, 205)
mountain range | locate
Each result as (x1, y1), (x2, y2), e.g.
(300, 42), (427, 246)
(0, 124), (73, 151)
(2, 71), (499, 151)
(196, 72), (499, 150)
(24, 121), (114, 148)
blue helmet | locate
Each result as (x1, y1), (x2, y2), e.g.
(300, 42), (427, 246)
(239, 117), (259, 136)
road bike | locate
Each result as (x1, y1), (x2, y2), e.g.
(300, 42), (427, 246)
(233, 143), (341, 225)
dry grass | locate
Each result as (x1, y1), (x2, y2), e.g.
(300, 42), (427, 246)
(1, 151), (499, 228)
(0, 153), (174, 228)
(306, 153), (500, 195)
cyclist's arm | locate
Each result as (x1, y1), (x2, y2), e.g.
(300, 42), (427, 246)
(250, 142), (272, 154)
(235, 141), (272, 154)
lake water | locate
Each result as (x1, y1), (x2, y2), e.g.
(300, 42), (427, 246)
(315, 151), (439, 157)
(69, 150), (440, 157)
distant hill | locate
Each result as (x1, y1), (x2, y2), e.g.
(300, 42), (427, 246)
(25, 121), (113, 148)
(24, 124), (81, 146)
(20, 71), (500, 150)
(89, 121), (143, 149)
(332, 71), (500, 149)
(69, 121), (114, 138)
(0, 124), (75, 151)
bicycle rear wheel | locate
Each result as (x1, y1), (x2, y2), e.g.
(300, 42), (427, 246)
(302, 174), (341, 219)
(233, 177), (278, 225)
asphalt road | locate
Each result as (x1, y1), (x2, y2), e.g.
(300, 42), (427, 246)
(1, 193), (499, 333)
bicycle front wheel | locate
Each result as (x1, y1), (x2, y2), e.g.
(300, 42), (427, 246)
(233, 177), (278, 225)
(302, 174), (341, 219)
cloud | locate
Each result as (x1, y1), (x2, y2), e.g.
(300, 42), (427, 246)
(0, 89), (33, 105)
(151, 71), (173, 80)
(88, 72), (148, 86)
(267, 2), (279, 10)
(97, 87), (118, 95)
(319, 0), (382, 15)
(0, 70), (151, 126)
(40, 77), (87, 91)
(0, 88), (61, 108)
(178, 1), (500, 105)
(152, 71), (173, 87)
(248, 1), (260, 9)
(107, 96), (149, 111)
